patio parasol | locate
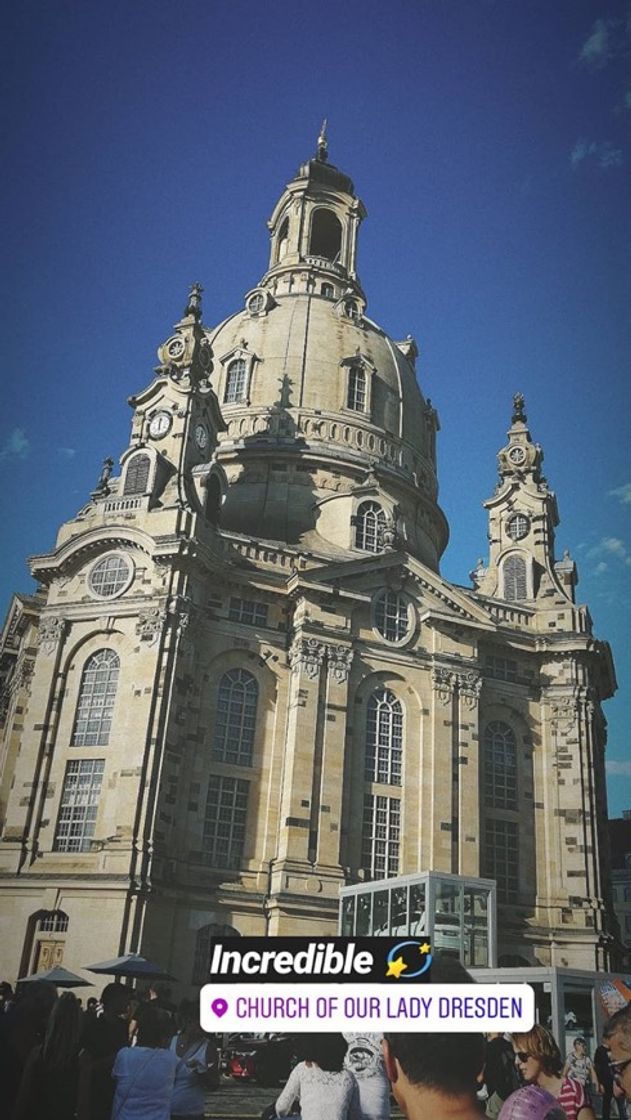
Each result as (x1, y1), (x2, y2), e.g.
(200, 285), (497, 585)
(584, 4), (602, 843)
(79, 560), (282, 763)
(18, 966), (93, 988)
(84, 953), (177, 981)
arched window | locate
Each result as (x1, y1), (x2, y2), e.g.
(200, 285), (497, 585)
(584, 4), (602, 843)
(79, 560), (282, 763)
(124, 454), (151, 496)
(212, 668), (258, 765)
(365, 689), (403, 785)
(192, 922), (240, 985)
(277, 217), (289, 262)
(309, 209), (342, 261)
(38, 910), (69, 933)
(347, 366), (366, 412)
(503, 555), (527, 601)
(72, 649), (120, 746)
(355, 501), (386, 552)
(224, 359), (247, 404)
(206, 475), (221, 526)
(484, 721), (517, 810)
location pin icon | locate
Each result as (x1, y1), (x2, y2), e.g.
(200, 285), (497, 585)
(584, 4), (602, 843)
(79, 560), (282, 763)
(211, 997), (228, 1018)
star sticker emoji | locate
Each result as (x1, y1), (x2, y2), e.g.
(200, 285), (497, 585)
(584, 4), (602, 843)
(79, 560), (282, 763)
(420, 942), (431, 955)
(386, 955), (408, 979)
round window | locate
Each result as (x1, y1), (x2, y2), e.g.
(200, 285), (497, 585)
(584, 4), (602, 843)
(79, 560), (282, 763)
(374, 590), (412, 643)
(506, 513), (530, 541)
(247, 292), (265, 314)
(89, 554), (133, 598)
(508, 446), (526, 465)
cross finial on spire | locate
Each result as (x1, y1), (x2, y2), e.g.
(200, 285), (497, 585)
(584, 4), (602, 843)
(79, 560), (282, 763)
(512, 391), (527, 424)
(185, 282), (203, 321)
(316, 119), (328, 163)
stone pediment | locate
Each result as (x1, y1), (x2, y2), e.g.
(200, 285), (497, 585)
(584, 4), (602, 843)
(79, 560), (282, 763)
(293, 550), (495, 630)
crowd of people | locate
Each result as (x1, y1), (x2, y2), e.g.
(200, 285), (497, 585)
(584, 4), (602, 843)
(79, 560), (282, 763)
(2, 960), (631, 1120)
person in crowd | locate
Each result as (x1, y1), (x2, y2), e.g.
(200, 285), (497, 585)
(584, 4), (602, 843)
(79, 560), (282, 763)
(169, 999), (218, 1120)
(343, 1033), (390, 1120)
(85, 997), (99, 1020)
(77, 982), (132, 1120)
(511, 1025), (595, 1120)
(275, 1033), (361, 1120)
(604, 1004), (631, 1104)
(111, 1005), (178, 1120)
(497, 1083), (568, 1119)
(0, 980), (15, 1013)
(484, 1032), (521, 1118)
(382, 953), (486, 1120)
(14, 991), (83, 1120)
(594, 1039), (628, 1119)
(563, 1038), (598, 1101)
(0, 978), (57, 1116)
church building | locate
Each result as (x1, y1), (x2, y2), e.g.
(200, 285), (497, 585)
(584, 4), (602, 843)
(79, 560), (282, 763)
(0, 132), (617, 989)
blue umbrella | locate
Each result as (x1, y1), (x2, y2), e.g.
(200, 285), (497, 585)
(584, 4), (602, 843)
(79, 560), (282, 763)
(19, 966), (93, 988)
(84, 953), (177, 981)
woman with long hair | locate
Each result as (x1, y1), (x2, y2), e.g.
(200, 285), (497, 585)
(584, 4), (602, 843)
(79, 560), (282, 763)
(275, 1033), (361, 1120)
(14, 990), (83, 1120)
(510, 1025), (596, 1120)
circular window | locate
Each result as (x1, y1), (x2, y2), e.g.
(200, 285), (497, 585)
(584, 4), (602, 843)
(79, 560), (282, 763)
(508, 446), (526, 465)
(89, 554), (133, 599)
(247, 292), (265, 315)
(506, 513), (530, 541)
(374, 590), (412, 643)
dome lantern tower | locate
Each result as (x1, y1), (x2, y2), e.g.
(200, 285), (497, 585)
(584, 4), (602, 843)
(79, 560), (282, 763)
(261, 124), (367, 307)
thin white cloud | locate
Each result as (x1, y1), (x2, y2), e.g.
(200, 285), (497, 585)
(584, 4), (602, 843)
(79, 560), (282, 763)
(610, 482), (631, 505)
(586, 536), (631, 572)
(606, 760), (631, 777)
(0, 427), (30, 461)
(594, 561), (609, 575)
(571, 139), (624, 170)
(57, 447), (76, 459)
(579, 19), (613, 69)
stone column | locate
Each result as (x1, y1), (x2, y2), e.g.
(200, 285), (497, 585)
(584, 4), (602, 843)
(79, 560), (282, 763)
(455, 671), (482, 876)
(313, 643), (353, 869)
(428, 666), (457, 873)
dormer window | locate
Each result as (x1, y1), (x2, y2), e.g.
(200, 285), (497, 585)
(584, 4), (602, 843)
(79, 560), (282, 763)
(503, 554), (528, 601)
(123, 453), (151, 496)
(355, 501), (386, 552)
(347, 366), (367, 412)
(309, 208), (342, 261)
(225, 359), (247, 404)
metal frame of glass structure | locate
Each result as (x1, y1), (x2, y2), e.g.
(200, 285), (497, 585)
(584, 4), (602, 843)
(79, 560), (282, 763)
(339, 870), (497, 968)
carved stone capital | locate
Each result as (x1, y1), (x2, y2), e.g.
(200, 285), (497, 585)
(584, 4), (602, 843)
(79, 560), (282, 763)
(37, 615), (66, 654)
(290, 637), (326, 680)
(457, 670), (482, 710)
(14, 656), (35, 695)
(136, 604), (168, 644)
(326, 644), (354, 685)
(432, 666), (454, 706)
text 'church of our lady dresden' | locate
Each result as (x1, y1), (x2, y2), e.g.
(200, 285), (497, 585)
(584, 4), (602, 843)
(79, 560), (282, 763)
(0, 131), (618, 991)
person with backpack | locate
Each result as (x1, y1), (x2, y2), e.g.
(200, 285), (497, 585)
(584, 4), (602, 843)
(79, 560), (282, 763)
(485, 1033), (521, 1118)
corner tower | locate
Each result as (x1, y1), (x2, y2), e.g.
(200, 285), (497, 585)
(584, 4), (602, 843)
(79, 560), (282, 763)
(204, 130), (448, 571)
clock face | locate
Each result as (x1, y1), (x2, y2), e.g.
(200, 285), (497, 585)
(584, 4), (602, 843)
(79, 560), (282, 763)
(148, 411), (172, 439)
(195, 424), (209, 451)
(508, 446), (526, 465)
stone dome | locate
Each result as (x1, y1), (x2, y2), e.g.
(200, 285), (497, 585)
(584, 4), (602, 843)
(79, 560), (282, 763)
(203, 140), (448, 570)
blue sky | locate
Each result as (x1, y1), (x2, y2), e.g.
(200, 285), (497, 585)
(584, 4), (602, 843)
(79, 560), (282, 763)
(2, 0), (630, 811)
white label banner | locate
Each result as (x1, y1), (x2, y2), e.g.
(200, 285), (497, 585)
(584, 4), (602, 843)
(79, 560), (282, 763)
(200, 982), (534, 1033)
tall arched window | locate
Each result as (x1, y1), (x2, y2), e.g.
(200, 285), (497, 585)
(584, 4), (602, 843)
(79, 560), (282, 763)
(212, 668), (258, 765)
(224, 359), (247, 404)
(484, 721), (517, 810)
(309, 209), (342, 261)
(347, 366), (366, 412)
(503, 555), (527, 601)
(277, 216), (289, 262)
(72, 649), (120, 746)
(355, 501), (386, 552)
(192, 922), (240, 985)
(365, 689), (403, 785)
(124, 454), (151, 496)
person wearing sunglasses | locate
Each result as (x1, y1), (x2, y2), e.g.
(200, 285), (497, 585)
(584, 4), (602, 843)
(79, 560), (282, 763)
(510, 1026), (595, 1120)
(604, 1004), (631, 1105)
